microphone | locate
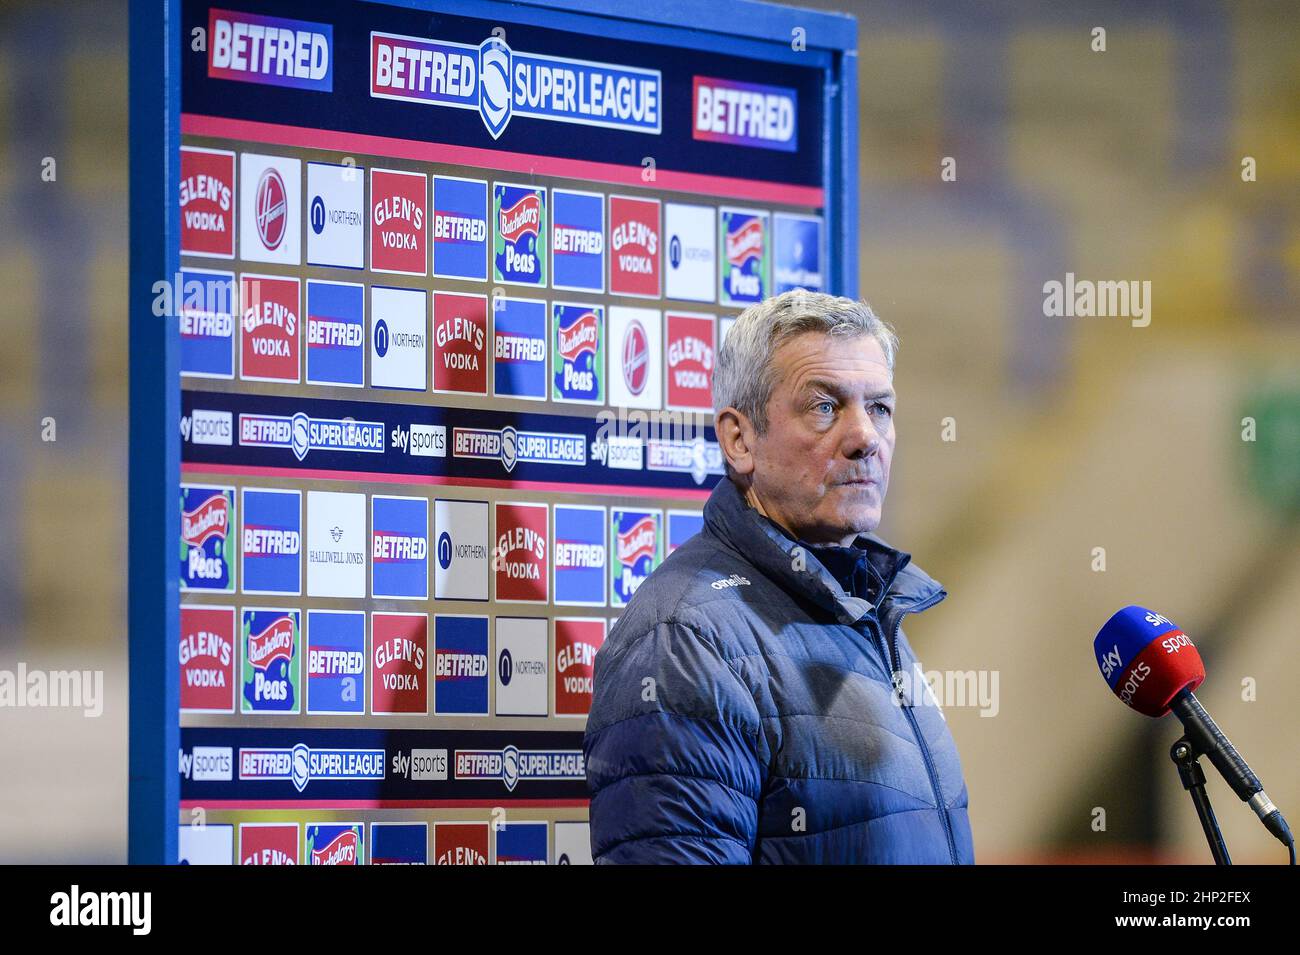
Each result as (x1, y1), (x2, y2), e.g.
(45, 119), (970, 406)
(1094, 605), (1293, 853)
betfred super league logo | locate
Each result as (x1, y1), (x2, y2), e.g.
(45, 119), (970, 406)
(180, 485), (234, 591)
(478, 37), (512, 138)
(241, 609), (300, 714)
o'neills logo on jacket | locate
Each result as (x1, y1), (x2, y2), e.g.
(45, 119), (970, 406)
(557, 310), (599, 361)
(312, 829), (359, 865)
(182, 496), (229, 547)
(726, 217), (764, 266)
(617, 517), (657, 564)
(247, 617), (295, 669)
(498, 194), (541, 243)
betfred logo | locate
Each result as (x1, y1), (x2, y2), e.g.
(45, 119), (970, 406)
(495, 821), (548, 865)
(492, 297), (547, 400)
(208, 9), (332, 92)
(553, 505), (606, 607)
(180, 269), (236, 379)
(667, 510), (705, 554)
(611, 509), (660, 607)
(555, 618), (605, 716)
(240, 823), (299, 865)
(181, 484), (234, 592)
(371, 613), (428, 715)
(433, 615), (489, 716)
(552, 303), (603, 404)
(306, 610), (365, 715)
(665, 312), (715, 412)
(239, 154), (300, 265)
(240, 274), (300, 382)
(494, 502), (548, 603)
(241, 609), (300, 714)
(434, 822), (488, 866)
(493, 184), (546, 286)
(180, 605), (236, 713)
(609, 195), (660, 298)
(307, 824), (362, 865)
(305, 280), (364, 387)
(551, 189), (605, 293)
(432, 176), (488, 281)
(371, 823), (428, 865)
(608, 306), (661, 410)
(432, 292), (488, 395)
(371, 496), (428, 600)
(371, 169), (427, 275)
(180, 147), (235, 258)
(692, 76), (797, 152)
(719, 208), (768, 306)
(241, 487), (301, 595)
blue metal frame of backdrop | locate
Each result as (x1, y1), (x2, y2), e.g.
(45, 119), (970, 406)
(128, 0), (858, 864)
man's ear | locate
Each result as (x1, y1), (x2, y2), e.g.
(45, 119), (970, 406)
(715, 406), (756, 477)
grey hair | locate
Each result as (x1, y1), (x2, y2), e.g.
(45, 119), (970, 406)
(713, 290), (898, 433)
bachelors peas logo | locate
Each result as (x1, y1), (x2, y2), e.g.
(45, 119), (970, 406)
(307, 824), (363, 865)
(241, 609), (300, 714)
(552, 303), (603, 403)
(181, 485), (234, 591)
(611, 509), (660, 607)
(719, 208), (769, 306)
(494, 184), (546, 286)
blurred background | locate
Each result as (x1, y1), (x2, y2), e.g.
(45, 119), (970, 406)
(0, 0), (1296, 863)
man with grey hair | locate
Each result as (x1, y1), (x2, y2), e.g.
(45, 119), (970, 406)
(584, 289), (974, 864)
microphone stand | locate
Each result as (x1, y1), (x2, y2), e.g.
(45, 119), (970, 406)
(1169, 737), (1231, 865)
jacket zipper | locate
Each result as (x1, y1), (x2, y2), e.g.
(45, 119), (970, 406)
(878, 593), (959, 865)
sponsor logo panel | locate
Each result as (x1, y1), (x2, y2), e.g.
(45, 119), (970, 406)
(371, 612), (428, 715)
(181, 484), (235, 592)
(306, 610), (366, 715)
(180, 147), (235, 258)
(434, 614), (489, 716)
(307, 161), (365, 269)
(554, 617), (604, 716)
(239, 153), (301, 265)
(240, 608), (300, 714)
(180, 605), (236, 713)
(432, 176), (489, 281)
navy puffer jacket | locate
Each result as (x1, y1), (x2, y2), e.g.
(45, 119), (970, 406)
(584, 476), (975, 864)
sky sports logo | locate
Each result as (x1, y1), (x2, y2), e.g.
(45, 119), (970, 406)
(208, 9), (332, 92)
(370, 32), (660, 139)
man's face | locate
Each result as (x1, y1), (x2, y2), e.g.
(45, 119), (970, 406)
(725, 331), (895, 546)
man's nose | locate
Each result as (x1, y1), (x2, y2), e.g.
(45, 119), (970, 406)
(842, 404), (880, 458)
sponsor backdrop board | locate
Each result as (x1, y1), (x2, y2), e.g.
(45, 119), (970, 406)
(133, 0), (857, 864)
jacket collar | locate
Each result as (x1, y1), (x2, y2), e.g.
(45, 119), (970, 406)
(702, 476), (946, 626)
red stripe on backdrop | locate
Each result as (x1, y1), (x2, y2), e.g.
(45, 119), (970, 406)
(181, 113), (825, 207)
(181, 460), (714, 500)
(181, 799), (590, 810)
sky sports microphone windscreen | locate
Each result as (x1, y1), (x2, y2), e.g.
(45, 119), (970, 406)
(1094, 606), (1206, 718)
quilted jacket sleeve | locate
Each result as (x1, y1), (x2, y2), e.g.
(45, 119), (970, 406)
(583, 619), (766, 864)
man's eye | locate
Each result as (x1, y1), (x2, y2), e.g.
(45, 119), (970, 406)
(815, 401), (834, 415)
(871, 402), (893, 417)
